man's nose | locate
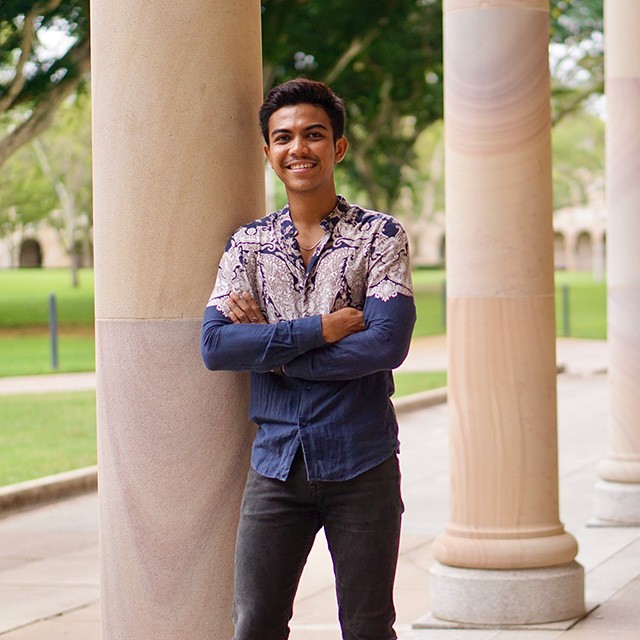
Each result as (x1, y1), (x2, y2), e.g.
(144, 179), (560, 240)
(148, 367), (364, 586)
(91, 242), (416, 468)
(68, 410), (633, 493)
(290, 135), (308, 155)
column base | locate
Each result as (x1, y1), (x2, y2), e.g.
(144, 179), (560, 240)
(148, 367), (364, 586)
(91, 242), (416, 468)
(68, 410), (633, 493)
(427, 561), (585, 626)
(594, 480), (640, 525)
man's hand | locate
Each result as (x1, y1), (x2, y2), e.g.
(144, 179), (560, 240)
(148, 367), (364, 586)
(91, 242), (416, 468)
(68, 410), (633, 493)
(227, 292), (267, 324)
(321, 308), (365, 344)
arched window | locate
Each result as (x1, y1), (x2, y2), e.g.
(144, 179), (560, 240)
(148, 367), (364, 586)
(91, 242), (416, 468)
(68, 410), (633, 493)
(19, 239), (43, 268)
(576, 231), (593, 271)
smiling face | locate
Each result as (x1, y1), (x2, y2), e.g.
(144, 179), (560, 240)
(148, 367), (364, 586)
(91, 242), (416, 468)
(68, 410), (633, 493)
(264, 103), (348, 201)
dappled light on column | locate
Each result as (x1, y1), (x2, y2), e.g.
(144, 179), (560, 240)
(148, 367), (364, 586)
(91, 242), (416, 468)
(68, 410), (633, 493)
(429, 0), (584, 626)
(91, 1), (264, 638)
(595, 0), (640, 524)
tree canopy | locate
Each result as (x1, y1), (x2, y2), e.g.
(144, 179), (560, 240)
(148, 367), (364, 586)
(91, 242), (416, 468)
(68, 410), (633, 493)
(550, 0), (604, 124)
(0, 0), (604, 215)
(0, 0), (90, 169)
(262, 0), (443, 212)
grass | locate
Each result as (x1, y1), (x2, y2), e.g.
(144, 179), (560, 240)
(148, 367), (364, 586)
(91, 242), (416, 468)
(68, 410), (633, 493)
(0, 328), (95, 377)
(0, 391), (97, 486)
(394, 370), (447, 397)
(0, 268), (95, 328)
(0, 268), (604, 486)
(554, 271), (607, 338)
(0, 371), (445, 488)
(0, 267), (607, 377)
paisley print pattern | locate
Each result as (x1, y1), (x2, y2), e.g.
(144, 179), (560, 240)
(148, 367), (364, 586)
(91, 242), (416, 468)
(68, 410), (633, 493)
(208, 196), (413, 322)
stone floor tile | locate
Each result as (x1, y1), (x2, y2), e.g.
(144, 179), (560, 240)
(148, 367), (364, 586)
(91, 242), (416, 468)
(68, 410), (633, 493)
(0, 617), (101, 639)
(0, 554), (99, 586)
(492, 632), (564, 640)
(400, 629), (498, 639)
(0, 532), (97, 560)
(0, 585), (99, 634)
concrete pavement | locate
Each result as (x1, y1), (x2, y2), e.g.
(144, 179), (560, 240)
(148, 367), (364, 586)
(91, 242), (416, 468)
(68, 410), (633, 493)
(3, 338), (638, 639)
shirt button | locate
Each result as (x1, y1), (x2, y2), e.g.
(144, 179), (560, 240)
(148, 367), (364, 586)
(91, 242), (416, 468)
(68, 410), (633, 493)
(300, 421), (307, 427)
(305, 385), (312, 391)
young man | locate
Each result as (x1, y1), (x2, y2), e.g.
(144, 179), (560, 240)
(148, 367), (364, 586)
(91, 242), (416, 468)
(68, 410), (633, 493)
(201, 78), (416, 640)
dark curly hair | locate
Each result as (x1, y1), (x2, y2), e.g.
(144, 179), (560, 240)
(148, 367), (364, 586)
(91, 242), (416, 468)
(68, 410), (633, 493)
(259, 78), (346, 145)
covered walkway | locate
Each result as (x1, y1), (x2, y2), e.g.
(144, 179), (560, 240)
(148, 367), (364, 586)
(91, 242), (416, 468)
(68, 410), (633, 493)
(1, 339), (638, 639)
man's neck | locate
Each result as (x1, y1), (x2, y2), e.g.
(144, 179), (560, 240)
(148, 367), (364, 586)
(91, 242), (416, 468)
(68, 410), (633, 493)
(287, 189), (338, 228)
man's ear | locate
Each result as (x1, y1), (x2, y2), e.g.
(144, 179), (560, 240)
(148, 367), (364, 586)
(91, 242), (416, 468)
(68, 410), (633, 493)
(263, 144), (272, 165)
(335, 136), (348, 163)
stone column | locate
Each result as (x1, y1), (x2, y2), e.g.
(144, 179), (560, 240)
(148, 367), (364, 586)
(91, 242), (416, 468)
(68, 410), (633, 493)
(429, 0), (584, 625)
(595, 0), (640, 524)
(91, 2), (264, 638)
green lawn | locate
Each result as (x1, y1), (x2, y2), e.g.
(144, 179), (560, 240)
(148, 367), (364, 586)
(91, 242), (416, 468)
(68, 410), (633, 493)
(0, 330), (95, 377)
(412, 268), (607, 339)
(0, 267), (606, 377)
(0, 268), (607, 487)
(0, 268), (94, 328)
(0, 374), (445, 487)
(554, 271), (607, 338)
(394, 370), (447, 397)
(0, 391), (97, 486)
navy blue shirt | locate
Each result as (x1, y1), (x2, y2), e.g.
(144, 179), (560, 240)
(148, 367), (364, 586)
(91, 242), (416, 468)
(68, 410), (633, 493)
(201, 196), (416, 481)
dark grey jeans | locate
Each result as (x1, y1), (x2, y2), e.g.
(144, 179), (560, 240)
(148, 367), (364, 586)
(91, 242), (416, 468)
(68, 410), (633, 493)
(232, 449), (404, 640)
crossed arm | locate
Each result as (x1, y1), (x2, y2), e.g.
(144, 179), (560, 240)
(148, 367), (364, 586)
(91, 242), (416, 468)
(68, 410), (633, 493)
(226, 291), (366, 344)
(201, 291), (415, 381)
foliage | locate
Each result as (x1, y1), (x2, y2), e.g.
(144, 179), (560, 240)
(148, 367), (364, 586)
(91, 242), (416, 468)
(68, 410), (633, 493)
(0, 139), (56, 265)
(0, 390), (96, 486)
(550, 0), (604, 123)
(261, 0), (443, 212)
(33, 91), (93, 282)
(0, 0), (90, 168)
(552, 110), (604, 210)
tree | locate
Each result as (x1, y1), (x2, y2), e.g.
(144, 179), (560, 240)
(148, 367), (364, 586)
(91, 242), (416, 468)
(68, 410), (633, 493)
(261, 0), (443, 213)
(0, 136), (56, 265)
(32, 91), (92, 284)
(552, 110), (604, 210)
(0, 0), (90, 169)
(550, 0), (604, 124)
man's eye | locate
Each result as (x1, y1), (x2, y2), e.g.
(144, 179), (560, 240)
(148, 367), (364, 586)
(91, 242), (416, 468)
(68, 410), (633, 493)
(274, 135), (289, 143)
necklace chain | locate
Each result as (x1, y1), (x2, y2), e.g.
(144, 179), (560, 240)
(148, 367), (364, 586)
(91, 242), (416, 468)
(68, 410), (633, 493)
(298, 235), (324, 252)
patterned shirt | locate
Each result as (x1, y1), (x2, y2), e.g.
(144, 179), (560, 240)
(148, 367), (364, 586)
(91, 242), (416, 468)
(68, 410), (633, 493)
(201, 196), (416, 481)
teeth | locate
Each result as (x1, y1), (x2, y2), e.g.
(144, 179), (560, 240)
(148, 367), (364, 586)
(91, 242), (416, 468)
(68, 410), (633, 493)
(289, 163), (314, 170)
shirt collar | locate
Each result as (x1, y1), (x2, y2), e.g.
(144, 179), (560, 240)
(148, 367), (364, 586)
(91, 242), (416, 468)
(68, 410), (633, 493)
(278, 195), (350, 237)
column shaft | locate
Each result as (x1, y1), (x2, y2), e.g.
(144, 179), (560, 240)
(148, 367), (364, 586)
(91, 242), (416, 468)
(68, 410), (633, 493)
(595, 0), (640, 524)
(91, 1), (264, 637)
(429, 0), (583, 625)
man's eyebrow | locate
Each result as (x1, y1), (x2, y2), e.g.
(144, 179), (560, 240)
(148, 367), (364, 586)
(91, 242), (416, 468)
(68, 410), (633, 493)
(270, 123), (330, 137)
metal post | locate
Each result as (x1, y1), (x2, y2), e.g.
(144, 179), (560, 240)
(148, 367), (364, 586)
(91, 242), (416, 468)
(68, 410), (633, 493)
(49, 293), (59, 370)
(441, 280), (447, 332)
(562, 284), (570, 337)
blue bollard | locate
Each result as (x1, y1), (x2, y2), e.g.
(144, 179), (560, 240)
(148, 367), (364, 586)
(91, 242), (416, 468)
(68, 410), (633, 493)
(49, 293), (59, 370)
(562, 285), (570, 337)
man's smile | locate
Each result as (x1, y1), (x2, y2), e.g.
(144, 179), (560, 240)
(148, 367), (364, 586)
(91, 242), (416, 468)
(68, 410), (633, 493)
(286, 161), (317, 171)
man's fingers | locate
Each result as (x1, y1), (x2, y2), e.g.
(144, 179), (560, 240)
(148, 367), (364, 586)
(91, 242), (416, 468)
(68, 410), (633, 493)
(241, 292), (266, 323)
(227, 292), (266, 324)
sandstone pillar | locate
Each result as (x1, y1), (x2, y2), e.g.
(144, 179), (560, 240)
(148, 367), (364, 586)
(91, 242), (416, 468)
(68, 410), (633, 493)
(595, 0), (640, 524)
(429, 0), (584, 625)
(90, 2), (264, 638)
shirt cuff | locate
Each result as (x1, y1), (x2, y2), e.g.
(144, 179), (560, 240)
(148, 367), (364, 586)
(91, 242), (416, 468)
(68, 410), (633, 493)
(293, 315), (325, 352)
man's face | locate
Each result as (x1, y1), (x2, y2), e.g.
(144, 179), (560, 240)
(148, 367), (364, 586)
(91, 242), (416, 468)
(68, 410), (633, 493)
(264, 103), (347, 197)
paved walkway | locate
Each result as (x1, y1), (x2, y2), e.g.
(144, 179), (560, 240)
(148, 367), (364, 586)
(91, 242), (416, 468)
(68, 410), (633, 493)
(3, 338), (638, 639)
